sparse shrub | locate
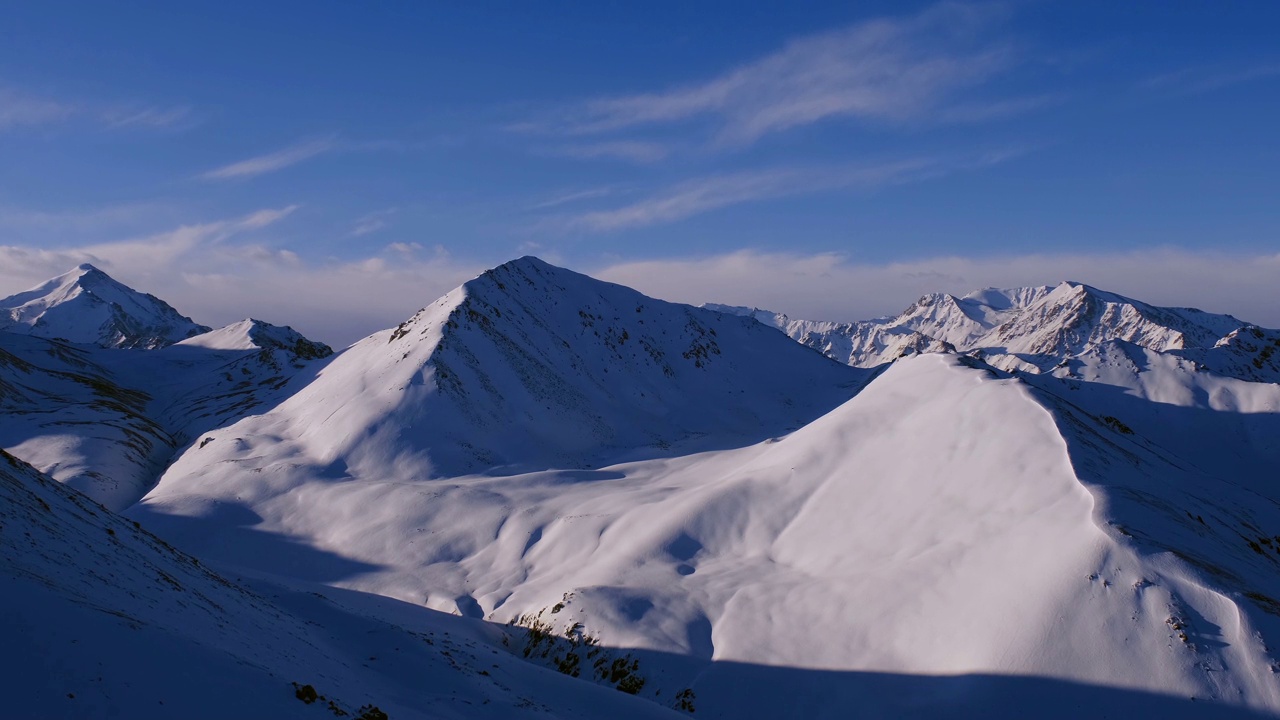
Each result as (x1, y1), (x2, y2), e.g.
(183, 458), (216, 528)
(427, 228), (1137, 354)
(293, 683), (318, 704)
(356, 705), (388, 720)
(1100, 415), (1134, 434)
(674, 687), (697, 713)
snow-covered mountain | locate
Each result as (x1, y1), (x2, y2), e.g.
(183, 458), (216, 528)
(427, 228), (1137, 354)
(715, 280), (1266, 381)
(0, 264), (210, 349)
(704, 303), (953, 368)
(0, 271), (333, 510)
(8, 257), (1280, 718)
(155, 257), (863, 484)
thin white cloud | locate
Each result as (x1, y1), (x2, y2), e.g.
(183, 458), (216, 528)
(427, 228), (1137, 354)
(0, 205), (299, 285)
(555, 148), (1029, 232)
(103, 105), (193, 129)
(386, 241), (423, 254)
(1142, 63), (1280, 96)
(547, 140), (670, 163)
(201, 137), (336, 180)
(526, 187), (616, 211)
(0, 87), (75, 129)
(937, 93), (1067, 123)
(543, 2), (1015, 146)
(350, 208), (398, 237)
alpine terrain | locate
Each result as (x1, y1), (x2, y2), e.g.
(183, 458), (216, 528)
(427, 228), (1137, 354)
(4, 257), (1280, 719)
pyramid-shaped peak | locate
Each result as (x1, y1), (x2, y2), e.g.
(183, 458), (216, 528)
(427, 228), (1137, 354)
(0, 265), (210, 349)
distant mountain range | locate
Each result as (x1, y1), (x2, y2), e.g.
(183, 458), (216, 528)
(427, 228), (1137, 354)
(4, 258), (1279, 719)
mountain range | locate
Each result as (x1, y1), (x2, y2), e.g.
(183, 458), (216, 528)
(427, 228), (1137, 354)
(4, 257), (1279, 719)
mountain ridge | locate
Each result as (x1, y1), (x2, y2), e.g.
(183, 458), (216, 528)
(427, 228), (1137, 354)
(0, 264), (210, 349)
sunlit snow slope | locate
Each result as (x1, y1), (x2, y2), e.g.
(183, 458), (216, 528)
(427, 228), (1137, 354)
(0, 447), (683, 719)
(133, 259), (1280, 717)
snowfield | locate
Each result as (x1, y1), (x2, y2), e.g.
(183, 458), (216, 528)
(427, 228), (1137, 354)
(4, 257), (1280, 718)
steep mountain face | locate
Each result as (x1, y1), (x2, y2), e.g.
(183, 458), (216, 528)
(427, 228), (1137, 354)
(705, 304), (951, 368)
(0, 296), (332, 511)
(0, 264), (210, 349)
(0, 448), (679, 720)
(158, 256), (865, 485)
(720, 281), (1261, 381)
(888, 285), (1053, 348)
(978, 282), (1246, 369)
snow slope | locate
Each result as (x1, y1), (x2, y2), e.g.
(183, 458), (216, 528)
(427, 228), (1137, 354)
(160, 256), (865, 483)
(0, 312), (332, 511)
(0, 264), (209, 349)
(1, 447), (686, 719)
(0, 333), (175, 511)
(11, 257), (1280, 718)
(139, 353), (1280, 716)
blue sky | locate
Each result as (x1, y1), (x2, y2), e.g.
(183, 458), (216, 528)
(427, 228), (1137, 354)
(1, 1), (1278, 344)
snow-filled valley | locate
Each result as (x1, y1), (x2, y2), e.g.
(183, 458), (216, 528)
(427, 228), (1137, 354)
(4, 257), (1280, 718)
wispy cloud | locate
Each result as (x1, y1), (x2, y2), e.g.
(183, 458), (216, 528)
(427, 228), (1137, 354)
(201, 137), (336, 180)
(532, 2), (1016, 147)
(0, 205), (299, 285)
(526, 187), (616, 211)
(103, 105), (193, 129)
(938, 93), (1066, 123)
(554, 147), (1029, 232)
(350, 208), (398, 237)
(1142, 63), (1280, 96)
(546, 140), (670, 163)
(0, 87), (75, 129)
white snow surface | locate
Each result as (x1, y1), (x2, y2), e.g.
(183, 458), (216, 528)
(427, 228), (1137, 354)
(0, 314), (332, 511)
(8, 256), (1280, 718)
(0, 263), (209, 349)
(0, 448), (681, 719)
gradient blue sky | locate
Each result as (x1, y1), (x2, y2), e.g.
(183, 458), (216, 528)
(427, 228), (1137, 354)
(2, 1), (1278, 344)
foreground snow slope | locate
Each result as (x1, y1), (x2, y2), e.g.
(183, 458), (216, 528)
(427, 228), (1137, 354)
(138, 353), (1280, 717)
(1, 448), (684, 719)
(0, 264), (209, 349)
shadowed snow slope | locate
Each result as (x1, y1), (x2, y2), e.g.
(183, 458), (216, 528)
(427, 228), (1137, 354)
(0, 318), (332, 511)
(0, 448), (683, 719)
(136, 353), (1280, 717)
(0, 264), (209, 349)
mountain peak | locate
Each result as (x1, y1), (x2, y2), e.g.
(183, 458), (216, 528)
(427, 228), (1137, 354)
(0, 265), (210, 349)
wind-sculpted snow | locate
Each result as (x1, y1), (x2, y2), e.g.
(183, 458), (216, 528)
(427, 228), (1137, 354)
(0, 448), (685, 719)
(0, 264), (209, 349)
(12, 256), (1280, 717)
(139, 353), (1280, 716)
